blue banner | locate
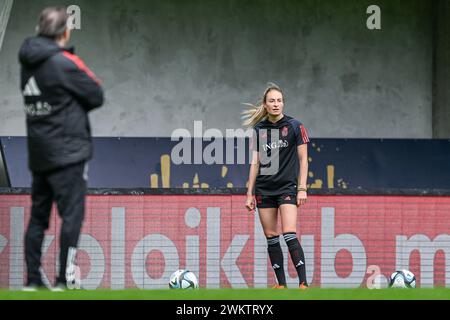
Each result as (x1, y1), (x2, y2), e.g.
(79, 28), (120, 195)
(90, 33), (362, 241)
(1, 137), (449, 189)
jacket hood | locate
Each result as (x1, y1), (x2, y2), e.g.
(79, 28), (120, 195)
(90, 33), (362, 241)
(19, 36), (64, 68)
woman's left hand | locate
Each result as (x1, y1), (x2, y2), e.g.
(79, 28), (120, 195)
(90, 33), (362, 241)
(297, 191), (307, 207)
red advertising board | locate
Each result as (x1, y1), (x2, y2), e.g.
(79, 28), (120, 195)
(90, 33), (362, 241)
(1, 195), (449, 289)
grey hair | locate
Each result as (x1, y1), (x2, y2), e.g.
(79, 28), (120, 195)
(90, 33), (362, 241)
(36, 7), (68, 39)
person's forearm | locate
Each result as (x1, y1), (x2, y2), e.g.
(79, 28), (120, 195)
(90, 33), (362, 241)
(298, 159), (308, 189)
(247, 164), (259, 195)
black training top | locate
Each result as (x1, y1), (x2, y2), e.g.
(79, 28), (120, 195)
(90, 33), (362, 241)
(19, 36), (104, 172)
(252, 115), (310, 196)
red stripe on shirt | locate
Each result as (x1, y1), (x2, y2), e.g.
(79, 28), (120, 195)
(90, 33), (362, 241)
(300, 125), (310, 143)
(63, 51), (101, 84)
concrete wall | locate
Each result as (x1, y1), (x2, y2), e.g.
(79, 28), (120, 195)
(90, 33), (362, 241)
(433, 0), (450, 138)
(0, 0), (435, 138)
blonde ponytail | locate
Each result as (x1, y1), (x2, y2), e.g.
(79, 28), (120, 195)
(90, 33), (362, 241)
(242, 103), (268, 128)
(241, 83), (283, 128)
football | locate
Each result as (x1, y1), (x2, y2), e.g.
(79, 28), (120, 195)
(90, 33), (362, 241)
(169, 270), (199, 289)
(389, 270), (416, 288)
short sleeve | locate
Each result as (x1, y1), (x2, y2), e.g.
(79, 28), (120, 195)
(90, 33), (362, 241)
(298, 124), (310, 145)
(290, 119), (310, 146)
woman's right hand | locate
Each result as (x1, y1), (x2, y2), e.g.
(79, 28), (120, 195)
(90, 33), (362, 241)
(245, 195), (255, 213)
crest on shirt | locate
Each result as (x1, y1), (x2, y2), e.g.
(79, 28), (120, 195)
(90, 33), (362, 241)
(281, 126), (289, 137)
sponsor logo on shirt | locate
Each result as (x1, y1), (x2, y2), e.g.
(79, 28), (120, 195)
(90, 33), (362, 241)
(262, 140), (289, 152)
(24, 102), (52, 116)
(23, 76), (52, 116)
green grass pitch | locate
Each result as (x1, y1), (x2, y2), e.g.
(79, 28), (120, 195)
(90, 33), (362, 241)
(0, 288), (449, 300)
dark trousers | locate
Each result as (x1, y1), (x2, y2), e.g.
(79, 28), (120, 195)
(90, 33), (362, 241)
(25, 161), (87, 285)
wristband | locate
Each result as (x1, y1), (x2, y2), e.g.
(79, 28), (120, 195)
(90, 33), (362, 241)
(297, 187), (307, 192)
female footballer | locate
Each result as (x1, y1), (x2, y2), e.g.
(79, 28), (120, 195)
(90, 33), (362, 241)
(244, 84), (310, 289)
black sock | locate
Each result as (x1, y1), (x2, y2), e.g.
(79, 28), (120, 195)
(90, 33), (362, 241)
(283, 233), (308, 286)
(267, 236), (286, 286)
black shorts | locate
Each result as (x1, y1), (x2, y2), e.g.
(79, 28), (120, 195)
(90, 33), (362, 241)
(255, 194), (297, 209)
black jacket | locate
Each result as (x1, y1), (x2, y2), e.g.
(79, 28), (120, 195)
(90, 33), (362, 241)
(19, 36), (104, 172)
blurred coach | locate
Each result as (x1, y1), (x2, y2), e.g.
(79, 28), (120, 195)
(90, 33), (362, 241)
(19, 7), (104, 290)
